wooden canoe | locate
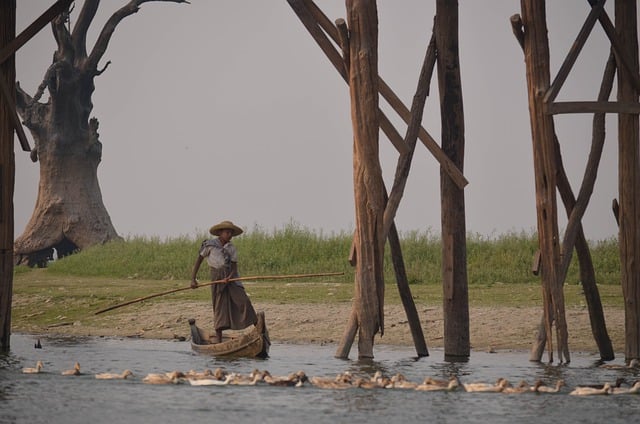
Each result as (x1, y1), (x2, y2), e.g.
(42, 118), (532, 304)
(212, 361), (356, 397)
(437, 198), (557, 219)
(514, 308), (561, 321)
(188, 311), (270, 358)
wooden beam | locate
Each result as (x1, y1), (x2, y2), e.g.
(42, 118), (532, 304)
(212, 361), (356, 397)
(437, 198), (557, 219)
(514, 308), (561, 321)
(587, 0), (640, 95)
(543, 0), (604, 103)
(547, 101), (640, 115)
(516, 6), (615, 361)
(0, 0), (16, 353)
(555, 54), (617, 363)
(286, 0), (408, 155)
(300, 0), (468, 189)
(0, 0), (72, 153)
(0, 0), (73, 65)
(383, 31), (437, 240)
(0, 74), (29, 151)
(521, 0), (569, 364)
(344, 0), (384, 360)
(510, 14), (525, 50)
(614, 0), (640, 363)
(388, 220), (428, 357)
(436, 0), (470, 359)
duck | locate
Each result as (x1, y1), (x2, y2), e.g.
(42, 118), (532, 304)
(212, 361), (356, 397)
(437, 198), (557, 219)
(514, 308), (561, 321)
(533, 379), (565, 393)
(370, 371), (391, 388)
(420, 376), (451, 387)
(386, 373), (418, 389)
(370, 371), (387, 384)
(188, 373), (234, 386)
(185, 368), (231, 382)
(228, 369), (263, 386)
(598, 358), (639, 370)
(310, 378), (352, 390)
(415, 376), (461, 392)
(335, 371), (354, 384)
(356, 371), (389, 388)
(185, 368), (215, 380)
(611, 381), (640, 395)
(310, 373), (353, 390)
(569, 382), (612, 396)
(353, 377), (385, 389)
(462, 378), (510, 393)
(501, 380), (532, 394)
(95, 369), (134, 380)
(142, 371), (185, 385)
(575, 377), (626, 390)
(262, 370), (308, 387)
(61, 362), (82, 376)
(22, 361), (44, 374)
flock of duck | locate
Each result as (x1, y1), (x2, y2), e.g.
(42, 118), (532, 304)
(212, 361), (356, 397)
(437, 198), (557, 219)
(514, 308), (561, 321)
(21, 361), (640, 395)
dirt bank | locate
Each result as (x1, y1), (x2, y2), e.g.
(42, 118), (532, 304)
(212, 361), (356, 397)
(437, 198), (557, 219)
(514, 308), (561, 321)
(24, 301), (626, 355)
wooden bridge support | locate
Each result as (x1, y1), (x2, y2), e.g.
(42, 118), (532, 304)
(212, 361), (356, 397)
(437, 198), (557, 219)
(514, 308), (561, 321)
(0, 0), (73, 351)
(616, 0), (640, 362)
(517, 0), (640, 363)
(520, 0), (569, 363)
(511, 9), (615, 361)
(435, 0), (469, 359)
(0, 0), (16, 352)
(288, 0), (469, 358)
(344, 0), (386, 360)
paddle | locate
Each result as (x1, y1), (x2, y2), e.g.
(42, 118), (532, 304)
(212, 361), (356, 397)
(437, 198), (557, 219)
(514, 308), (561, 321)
(93, 271), (344, 315)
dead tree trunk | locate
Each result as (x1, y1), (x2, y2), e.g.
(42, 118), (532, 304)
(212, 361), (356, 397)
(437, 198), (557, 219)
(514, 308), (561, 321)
(344, 0), (385, 359)
(0, 0), (16, 352)
(13, 0), (188, 266)
(435, 0), (469, 359)
(520, 0), (569, 363)
(616, 0), (640, 362)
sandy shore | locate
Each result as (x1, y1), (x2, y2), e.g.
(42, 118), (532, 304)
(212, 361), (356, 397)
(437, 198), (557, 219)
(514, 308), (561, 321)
(26, 300), (626, 356)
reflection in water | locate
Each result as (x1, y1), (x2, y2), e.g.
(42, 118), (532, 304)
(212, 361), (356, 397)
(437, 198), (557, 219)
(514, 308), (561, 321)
(1, 334), (639, 424)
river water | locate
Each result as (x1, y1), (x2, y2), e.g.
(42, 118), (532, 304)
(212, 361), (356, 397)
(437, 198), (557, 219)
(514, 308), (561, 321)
(1, 333), (639, 424)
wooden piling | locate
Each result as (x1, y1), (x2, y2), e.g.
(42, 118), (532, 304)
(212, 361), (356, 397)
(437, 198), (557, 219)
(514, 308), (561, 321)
(343, 0), (385, 360)
(435, 0), (470, 359)
(615, 0), (640, 362)
(514, 16), (616, 361)
(0, 0), (16, 352)
(520, 0), (569, 363)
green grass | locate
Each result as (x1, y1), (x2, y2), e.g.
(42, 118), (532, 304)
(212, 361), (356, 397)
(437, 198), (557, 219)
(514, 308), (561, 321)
(14, 224), (620, 287)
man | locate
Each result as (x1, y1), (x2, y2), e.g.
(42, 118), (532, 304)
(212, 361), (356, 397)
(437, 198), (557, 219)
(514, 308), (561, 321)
(191, 220), (257, 343)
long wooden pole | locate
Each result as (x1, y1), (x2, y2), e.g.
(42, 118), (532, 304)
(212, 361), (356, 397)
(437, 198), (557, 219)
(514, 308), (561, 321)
(94, 272), (344, 315)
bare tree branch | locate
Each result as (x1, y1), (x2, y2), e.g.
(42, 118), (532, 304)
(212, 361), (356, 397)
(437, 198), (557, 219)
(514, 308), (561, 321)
(72, 0), (100, 60)
(86, 0), (189, 73)
(96, 60), (112, 76)
(16, 82), (46, 155)
(51, 11), (73, 62)
(15, 82), (34, 114)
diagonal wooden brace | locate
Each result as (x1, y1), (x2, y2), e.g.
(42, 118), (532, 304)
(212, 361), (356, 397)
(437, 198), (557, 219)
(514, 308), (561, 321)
(0, 0), (73, 152)
(299, 0), (468, 189)
(0, 73), (30, 151)
(586, 0), (640, 95)
(0, 0), (73, 65)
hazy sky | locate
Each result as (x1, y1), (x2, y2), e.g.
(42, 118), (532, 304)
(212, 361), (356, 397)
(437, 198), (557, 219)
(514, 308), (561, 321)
(13, 1), (624, 241)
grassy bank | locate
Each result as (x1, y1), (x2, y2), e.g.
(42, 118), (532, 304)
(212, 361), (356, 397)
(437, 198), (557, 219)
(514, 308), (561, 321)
(13, 225), (621, 286)
(11, 226), (623, 333)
